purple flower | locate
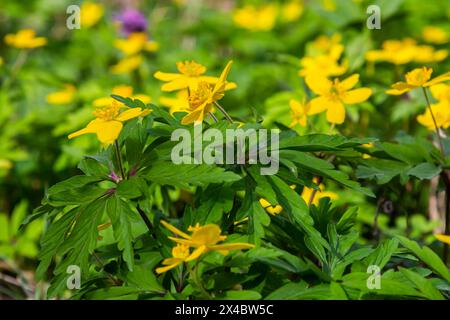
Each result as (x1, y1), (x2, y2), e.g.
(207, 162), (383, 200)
(115, 8), (148, 36)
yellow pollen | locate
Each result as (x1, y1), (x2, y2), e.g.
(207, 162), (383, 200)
(93, 102), (121, 120)
(188, 81), (213, 110)
(172, 244), (190, 259)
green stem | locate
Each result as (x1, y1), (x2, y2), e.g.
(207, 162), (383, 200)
(190, 260), (212, 299)
(422, 87), (444, 155)
(209, 111), (218, 123)
(214, 101), (233, 124)
(114, 141), (126, 180)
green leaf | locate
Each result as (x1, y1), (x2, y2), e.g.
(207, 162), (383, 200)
(399, 268), (444, 300)
(407, 163), (441, 180)
(44, 176), (105, 206)
(125, 264), (164, 293)
(145, 162), (241, 188)
(221, 290), (262, 300)
(364, 238), (399, 269)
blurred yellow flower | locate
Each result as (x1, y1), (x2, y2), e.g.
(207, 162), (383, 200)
(0, 159), (12, 170)
(322, 0), (336, 11)
(156, 244), (193, 274)
(233, 4), (277, 31)
(417, 102), (450, 130)
(81, 1), (104, 28)
(159, 90), (190, 113)
(422, 26), (449, 44)
(301, 179), (338, 206)
(259, 198), (283, 216)
(386, 67), (450, 95)
(280, 0), (304, 23)
(4, 29), (47, 49)
(361, 142), (374, 159)
(182, 61), (233, 125)
(159, 220), (254, 261)
(306, 74), (372, 124)
(68, 101), (150, 145)
(46, 84), (76, 105)
(289, 99), (310, 127)
(93, 85), (151, 107)
(366, 38), (447, 65)
(309, 33), (343, 56)
(154, 60), (237, 92)
(110, 55), (143, 74)
(430, 83), (450, 103)
(114, 32), (159, 56)
(0, 56), (3, 66)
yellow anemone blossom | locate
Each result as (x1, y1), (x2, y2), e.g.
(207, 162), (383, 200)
(156, 244), (193, 274)
(110, 55), (143, 74)
(159, 90), (190, 114)
(422, 26), (449, 45)
(305, 74), (372, 124)
(0, 159), (12, 170)
(160, 220), (254, 259)
(301, 179), (338, 206)
(289, 99), (310, 127)
(259, 198), (283, 216)
(280, 0), (304, 23)
(46, 84), (76, 105)
(4, 29), (47, 49)
(114, 32), (159, 56)
(430, 83), (450, 103)
(417, 102), (450, 130)
(68, 101), (150, 145)
(308, 33), (343, 57)
(181, 61), (233, 125)
(154, 60), (236, 92)
(93, 85), (151, 107)
(386, 67), (450, 95)
(81, 1), (104, 28)
(436, 234), (450, 245)
(232, 4), (277, 32)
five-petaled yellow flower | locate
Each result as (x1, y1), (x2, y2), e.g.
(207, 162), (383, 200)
(46, 84), (76, 105)
(4, 29), (47, 49)
(68, 101), (150, 145)
(181, 61), (233, 125)
(289, 99), (310, 127)
(386, 67), (450, 95)
(159, 220), (254, 264)
(305, 74), (372, 124)
(154, 60), (237, 92)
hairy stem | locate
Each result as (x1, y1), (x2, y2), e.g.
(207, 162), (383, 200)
(214, 101), (233, 124)
(114, 141), (126, 180)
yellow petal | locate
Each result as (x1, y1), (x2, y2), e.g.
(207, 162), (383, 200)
(161, 77), (190, 92)
(342, 88), (372, 104)
(154, 71), (182, 81)
(308, 96), (329, 115)
(185, 245), (207, 262)
(68, 119), (104, 139)
(155, 260), (183, 274)
(305, 74), (332, 96)
(326, 101), (346, 124)
(96, 120), (123, 145)
(386, 82), (416, 95)
(161, 220), (191, 240)
(435, 234), (450, 245)
(340, 74), (360, 90)
(425, 72), (450, 87)
(181, 104), (208, 125)
(115, 108), (147, 122)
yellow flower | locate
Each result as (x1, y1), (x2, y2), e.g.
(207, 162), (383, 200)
(68, 101), (150, 145)
(93, 85), (151, 107)
(305, 74), (372, 124)
(154, 60), (236, 92)
(386, 67), (450, 95)
(322, 0), (336, 11)
(414, 45), (448, 63)
(259, 198), (283, 216)
(299, 54), (347, 78)
(289, 99), (309, 127)
(114, 32), (159, 56)
(110, 55), (143, 74)
(160, 220), (254, 260)
(361, 142), (374, 159)
(4, 29), (47, 49)
(81, 1), (104, 28)
(280, 0), (304, 23)
(0, 159), (12, 170)
(46, 84), (76, 105)
(308, 33), (343, 57)
(417, 102), (450, 130)
(156, 244), (194, 274)
(301, 179), (338, 206)
(430, 83), (450, 103)
(181, 61), (233, 125)
(233, 4), (277, 31)
(436, 234), (450, 245)
(159, 90), (190, 114)
(422, 26), (449, 44)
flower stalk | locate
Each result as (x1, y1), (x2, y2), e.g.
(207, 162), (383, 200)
(422, 87), (445, 154)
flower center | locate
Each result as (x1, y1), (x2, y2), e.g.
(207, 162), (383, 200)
(405, 67), (432, 86)
(172, 244), (190, 259)
(188, 81), (213, 110)
(177, 61), (206, 77)
(93, 102), (121, 121)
